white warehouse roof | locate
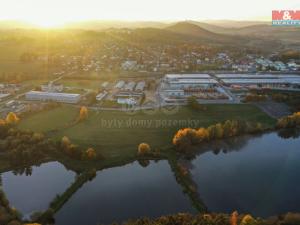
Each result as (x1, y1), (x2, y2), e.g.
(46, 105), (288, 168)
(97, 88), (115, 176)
(26, 91), (81, 104)
(216, 74), (300, 79)
(222, 78), (300, 84)
(166, 74), (211, 79)
(169, 79), (218, 84)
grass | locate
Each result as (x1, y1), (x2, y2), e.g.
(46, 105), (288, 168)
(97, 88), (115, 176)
(60, 79), (102, 90)
(18, 106), (79, 132)
(17, 104), (276, 160)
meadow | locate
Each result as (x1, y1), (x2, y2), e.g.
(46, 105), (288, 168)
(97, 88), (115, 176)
(18, 104), (276, 160)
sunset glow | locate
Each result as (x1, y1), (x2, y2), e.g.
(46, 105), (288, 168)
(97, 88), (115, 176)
(1, 0), (300, 26)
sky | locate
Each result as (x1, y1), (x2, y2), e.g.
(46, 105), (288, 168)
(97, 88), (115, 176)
(0, 0), (300, 27)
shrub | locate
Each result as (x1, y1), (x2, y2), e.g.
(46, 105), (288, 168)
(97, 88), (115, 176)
(79, 106), (88, 121)
(5, 112), (19, 124)
(82, 148), (97, 160)
(138, 143), (151, 156)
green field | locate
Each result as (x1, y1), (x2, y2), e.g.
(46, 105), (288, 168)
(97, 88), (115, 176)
(18, 106), (78, 132)
(18, 104), (276, 160)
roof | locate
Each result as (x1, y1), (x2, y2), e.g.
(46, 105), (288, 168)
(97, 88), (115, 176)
(216, 74), (300, 79)
(26, 91), (81, 97)
(166, 74), (211, 79)
(115, 80), (125, 88)
(169, 79), (218, 84)
(135, 81), (146, 90)
(222, 78), (300, 84)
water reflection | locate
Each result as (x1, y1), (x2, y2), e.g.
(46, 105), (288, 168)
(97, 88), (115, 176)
(190, 131), (300, 217)
(1, 162), (75, 217)
(55, 160), (196, 225)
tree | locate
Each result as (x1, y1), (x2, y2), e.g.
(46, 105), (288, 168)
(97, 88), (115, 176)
(83, 148), (97, 160)
(230, 211), (238, 225)
(138, 143), (151, 156)
(79, 106), (88, 121)
(241, 214), (257, 225)
(5, 112), (19, 124)
(61, 136), (71, 150)
(0, 119), (6, 126)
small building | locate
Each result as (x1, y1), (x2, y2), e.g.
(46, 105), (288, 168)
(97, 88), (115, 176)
(41, 82), (64, 92)
(121, 60), (137, 70)
(96, 91), (108, 101)
(124, 81), (136, 91)
(135, 81), (146, 92)
(25, 91), (81, 104)
(117, 97), (137, 105)
(114, 80), (125, 89)
(0, 93), (10, 101)
(101, 82), (109, 89)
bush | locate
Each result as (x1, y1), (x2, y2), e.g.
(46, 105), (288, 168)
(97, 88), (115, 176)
(277, 112), (300, 129)
(79, 106), (88, 121)
(138, 143), (151, 156)
(82, 148), (97, 160)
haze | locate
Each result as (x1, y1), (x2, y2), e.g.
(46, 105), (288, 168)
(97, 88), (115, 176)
(0, 0), (300, 27)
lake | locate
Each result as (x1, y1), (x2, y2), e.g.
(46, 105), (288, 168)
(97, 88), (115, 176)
(191, 132), (300, 217)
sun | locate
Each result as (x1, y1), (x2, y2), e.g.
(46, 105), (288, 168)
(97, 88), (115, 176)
(27, 18), (66, 28)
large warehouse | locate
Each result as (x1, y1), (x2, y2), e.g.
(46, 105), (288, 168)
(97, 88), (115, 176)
(215, 74), (300, 79)
(163, 74), (217, 89)
(165, 74), (211, 81)
(160, 74), (228, 101)
(218, 74), (300, 90)
(26, 91), (81, 104)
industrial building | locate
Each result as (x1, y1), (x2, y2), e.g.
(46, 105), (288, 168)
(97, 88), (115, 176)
(168, 79), (218, 89)
(215, 74), (300, 79)
(160, 74), (227, 101)
(165, 74), (211, 81)
(163, 74), (216, 89)
(26, 91), (81, 104)
(217, 74), (300, 90)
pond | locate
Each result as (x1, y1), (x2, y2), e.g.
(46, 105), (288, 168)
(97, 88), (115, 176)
(191, 132), (300, 217)
(55, 160), (196, 225)
(1, 162), (76, 218)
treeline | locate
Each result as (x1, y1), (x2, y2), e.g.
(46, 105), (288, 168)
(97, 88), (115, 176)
(0, 128), (56, 166)
(109, 212), (300, 225)
(277, 112), (300, 129)
(173, 120), (264, 152)
(0, 115), (100, 167)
